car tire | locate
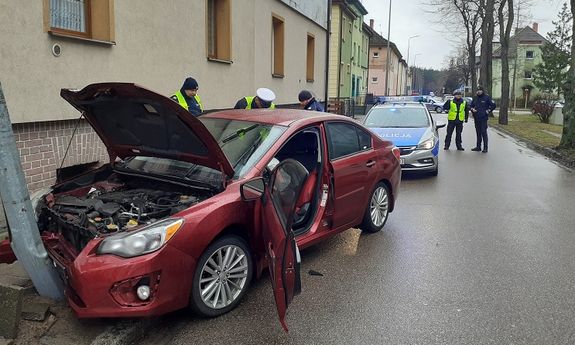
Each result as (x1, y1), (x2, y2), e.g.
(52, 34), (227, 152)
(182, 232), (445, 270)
(360, 182), (390, 233)
(190, 235), (253, 317)
(435, 107), (443, 113)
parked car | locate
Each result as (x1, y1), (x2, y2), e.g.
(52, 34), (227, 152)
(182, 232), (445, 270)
(363, 102), (446, 176)
(17, 83), (401, 329)
(424, 98), (445, 113)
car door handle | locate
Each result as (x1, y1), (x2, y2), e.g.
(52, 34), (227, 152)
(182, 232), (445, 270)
(366, 160), (376, 168)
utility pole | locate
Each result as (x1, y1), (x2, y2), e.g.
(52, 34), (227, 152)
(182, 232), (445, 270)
(384, 0), (392, 96)
(0, 82), (63, 300)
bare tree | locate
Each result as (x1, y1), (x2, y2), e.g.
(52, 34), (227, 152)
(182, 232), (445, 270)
(479, 0), (495, 94)
(498, 0), (514, 125)
(426, 0), (482, 93)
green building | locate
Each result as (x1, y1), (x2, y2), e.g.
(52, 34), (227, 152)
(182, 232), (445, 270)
(492, 24), (547, 106)
(328, 0), (371, 100)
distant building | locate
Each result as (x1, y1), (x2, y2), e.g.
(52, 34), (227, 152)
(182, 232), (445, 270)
(492, 23), (547, 104)
(328, 0), (372, 100)
(0, 0), (328, 192)
(364, 20), (408, 96)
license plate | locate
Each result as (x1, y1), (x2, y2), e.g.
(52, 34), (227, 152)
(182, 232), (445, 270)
(400, 158), (405, 165)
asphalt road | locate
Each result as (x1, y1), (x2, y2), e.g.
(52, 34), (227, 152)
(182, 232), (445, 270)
(137, 114), (575, 345)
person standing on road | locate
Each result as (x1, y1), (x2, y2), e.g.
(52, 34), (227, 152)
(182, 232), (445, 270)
(171, 77), (203, 116)
(443, 91), (469, 151)
(298, 90), (324, 112)
(470, 86), (496, 153)
(234, 88), (276, 109)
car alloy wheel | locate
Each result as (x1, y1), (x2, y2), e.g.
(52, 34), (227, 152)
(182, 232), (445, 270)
(360, 182), (390, 233)
(370, 186), (389, 227)
(436, 107), (442, 113)
(190, 236), (253, 317)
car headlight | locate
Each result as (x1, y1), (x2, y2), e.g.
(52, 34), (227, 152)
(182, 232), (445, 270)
(417, 137), (435, 150)
(97, 218), (184, 258)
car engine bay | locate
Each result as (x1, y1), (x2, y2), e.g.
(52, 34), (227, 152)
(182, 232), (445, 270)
(37, 170), (213, 252)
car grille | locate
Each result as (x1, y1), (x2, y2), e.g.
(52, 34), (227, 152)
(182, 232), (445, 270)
(398, 146), (417, 156)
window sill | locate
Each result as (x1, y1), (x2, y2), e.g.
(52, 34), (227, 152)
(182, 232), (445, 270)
(207, 57), (233, 64)
(49, 31), (116, 45)
(272, 74), (285, 79)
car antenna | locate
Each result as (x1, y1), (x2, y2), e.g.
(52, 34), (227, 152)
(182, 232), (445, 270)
(57, 113), (84, 181)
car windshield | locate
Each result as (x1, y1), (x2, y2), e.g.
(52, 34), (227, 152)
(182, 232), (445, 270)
(200, 117), (286, 178)
(364, 107), (430, 128)
(116, 119), (286, 188)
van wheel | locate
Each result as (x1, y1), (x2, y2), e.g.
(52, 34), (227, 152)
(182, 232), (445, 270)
(190, 236), (253, 317)
(360, 183), (390, 233)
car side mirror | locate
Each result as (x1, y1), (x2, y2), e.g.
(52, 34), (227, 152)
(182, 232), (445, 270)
(240, 177), (265, 201)
(436, 121), (446, 129)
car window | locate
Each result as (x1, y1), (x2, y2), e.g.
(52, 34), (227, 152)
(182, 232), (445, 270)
(325, 122), (371, 160)
(364, 107), (430, 128)
(357, 128), (372, 151)
(200, 118), (287, 178)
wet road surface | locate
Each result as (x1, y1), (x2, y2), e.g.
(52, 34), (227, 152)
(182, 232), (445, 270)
(138, 115), (575, 344)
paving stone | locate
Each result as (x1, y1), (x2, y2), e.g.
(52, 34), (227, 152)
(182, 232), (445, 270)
(21, 302), (50, 322)
(0, 283), (24, 339)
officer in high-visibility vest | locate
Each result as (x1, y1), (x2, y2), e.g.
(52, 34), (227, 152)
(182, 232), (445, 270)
(234, 88), (276, 109)
(442, 91), (469, 151)
(171, 77), (203, 116)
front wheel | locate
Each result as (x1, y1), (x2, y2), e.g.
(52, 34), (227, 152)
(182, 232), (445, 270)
(190, 235), (253, 317)
(360, 183), (390, 233)
(435, 107), (443, 113)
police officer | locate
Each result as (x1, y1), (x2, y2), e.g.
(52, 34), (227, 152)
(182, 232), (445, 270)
(470, 86), (496, 153)
(298, 90), (324, 112)
(171, 77), (202, 116)
(442, 91), (469, 151)
(234, 88), (276, 109)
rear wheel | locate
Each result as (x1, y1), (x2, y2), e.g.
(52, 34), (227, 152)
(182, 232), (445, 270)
(190, 235), (253, 317)
(360, 183), (390, 233)
(435, 107), (443, 113)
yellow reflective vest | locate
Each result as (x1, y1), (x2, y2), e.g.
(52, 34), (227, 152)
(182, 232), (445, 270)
(448, 100), (466, 121)
(244, 96), (276, 109)
(174, 91), (203, 112)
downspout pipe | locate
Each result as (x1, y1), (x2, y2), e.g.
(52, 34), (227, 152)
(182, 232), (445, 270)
(324, 0), (332, 109)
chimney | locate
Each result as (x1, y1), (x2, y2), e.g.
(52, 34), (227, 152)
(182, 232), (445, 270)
(532, 22), (539, 32)
(370, 19), (374, 29)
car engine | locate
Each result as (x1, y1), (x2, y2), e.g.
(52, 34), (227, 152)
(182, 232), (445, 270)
(38, 173), (212, 252)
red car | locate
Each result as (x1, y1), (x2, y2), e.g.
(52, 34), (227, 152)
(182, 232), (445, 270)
(22, 83), (400, 329)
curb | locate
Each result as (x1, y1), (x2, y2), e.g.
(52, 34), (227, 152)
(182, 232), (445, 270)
(490, 124), (575, 170)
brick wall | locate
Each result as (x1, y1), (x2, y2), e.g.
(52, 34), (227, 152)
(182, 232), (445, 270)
(13, 119), (109, 193)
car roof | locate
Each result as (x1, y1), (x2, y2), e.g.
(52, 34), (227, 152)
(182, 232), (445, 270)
(202, 109), (355, 127)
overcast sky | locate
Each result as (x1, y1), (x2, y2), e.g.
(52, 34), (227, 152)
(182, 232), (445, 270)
(361, 0), (567, 69)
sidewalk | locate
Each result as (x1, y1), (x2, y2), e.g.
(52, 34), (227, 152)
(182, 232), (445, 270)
(0, 261), (148, 344)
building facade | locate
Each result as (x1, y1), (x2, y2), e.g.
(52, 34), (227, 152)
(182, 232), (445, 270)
(0, 0), (328, 192)
(364, 20), (406, 96)
(492, 24), (546, 104)
(328, 0), (370, 100)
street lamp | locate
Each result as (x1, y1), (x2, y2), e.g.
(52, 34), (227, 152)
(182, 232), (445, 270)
(384, 0), (392, 96)
(406, 35), (420, 73)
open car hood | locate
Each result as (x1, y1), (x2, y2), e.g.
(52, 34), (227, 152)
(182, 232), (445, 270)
(60, 83), (234, 178)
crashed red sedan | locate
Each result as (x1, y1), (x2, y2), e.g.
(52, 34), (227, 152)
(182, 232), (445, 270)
(10, 83), (401, 328)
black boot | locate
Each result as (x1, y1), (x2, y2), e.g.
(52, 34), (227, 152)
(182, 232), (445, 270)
(482, 147), (488, 153)
(457, 147), (465, 151)
(471, 147), (481, 152)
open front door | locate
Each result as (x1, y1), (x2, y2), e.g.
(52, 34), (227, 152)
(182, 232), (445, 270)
(262, 159), (308, 331)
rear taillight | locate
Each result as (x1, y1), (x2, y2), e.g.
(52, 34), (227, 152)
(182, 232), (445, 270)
(392, 147), (401, 161)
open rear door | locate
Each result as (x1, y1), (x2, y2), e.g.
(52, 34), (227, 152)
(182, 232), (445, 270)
(261, 159), (308, 331)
